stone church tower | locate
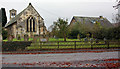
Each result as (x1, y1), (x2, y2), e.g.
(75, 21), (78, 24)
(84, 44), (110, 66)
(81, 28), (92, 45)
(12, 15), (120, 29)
(5, 3), (47, 39)
(9, 9), (17, 20)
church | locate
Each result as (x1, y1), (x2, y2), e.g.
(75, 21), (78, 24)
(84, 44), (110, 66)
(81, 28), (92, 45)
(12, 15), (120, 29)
(5, 3), (47, 39)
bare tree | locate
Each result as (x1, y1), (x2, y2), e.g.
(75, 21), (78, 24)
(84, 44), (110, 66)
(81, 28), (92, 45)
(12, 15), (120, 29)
(113, 0), (120, 26)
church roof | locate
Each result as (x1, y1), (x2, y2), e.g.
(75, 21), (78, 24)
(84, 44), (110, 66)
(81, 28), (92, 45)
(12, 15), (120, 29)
(5, 3), (44, 27)
(70, 16), (113, 28)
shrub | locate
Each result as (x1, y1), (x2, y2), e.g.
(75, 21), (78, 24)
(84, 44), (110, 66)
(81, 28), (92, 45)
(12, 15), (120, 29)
(17, 34), (21, 40)
(2, 41), (32, 51)
(68, 30), (86, 39)
(2, 28), (7, 40)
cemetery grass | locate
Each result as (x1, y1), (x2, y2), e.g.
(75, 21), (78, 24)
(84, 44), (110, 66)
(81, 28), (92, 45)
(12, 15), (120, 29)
(3, 38), (33, 41)
(3, 38), (82, 41)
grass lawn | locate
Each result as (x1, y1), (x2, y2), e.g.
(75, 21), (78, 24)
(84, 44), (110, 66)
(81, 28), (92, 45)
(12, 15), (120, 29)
(3, 38), (33, 41)
(3, 38), (85, 41)
(49, 38), (82, 41)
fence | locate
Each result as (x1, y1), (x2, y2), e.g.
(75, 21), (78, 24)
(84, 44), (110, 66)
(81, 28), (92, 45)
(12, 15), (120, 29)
(31, 40), (120, 50)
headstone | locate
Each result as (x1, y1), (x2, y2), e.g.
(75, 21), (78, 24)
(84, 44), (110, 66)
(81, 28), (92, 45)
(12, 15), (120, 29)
(24, 34), (28, 41)
(8, 35), (13, 41)
(95, 39), (99, 43)
(104, 38), (107, 44)
(0, 34), (2, 42)
(104, 38), (106, 41)
(39, 35), (49, 42)
(46, 36), (49, 41)
(40, 38), (47, 42)
(77, 34), (80, 40)
(17, 34), (21, 40)
(84, 37), (88, 42)
(54, 36), (56, 38)
(54, 36), (58, 39)
(33, 35), (38, 42)
(86, 34), (90, 38)
(90, 38), (93, 43)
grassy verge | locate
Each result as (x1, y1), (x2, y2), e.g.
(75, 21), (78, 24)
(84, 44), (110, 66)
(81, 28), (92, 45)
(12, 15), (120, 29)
(3, 38), (33, 41)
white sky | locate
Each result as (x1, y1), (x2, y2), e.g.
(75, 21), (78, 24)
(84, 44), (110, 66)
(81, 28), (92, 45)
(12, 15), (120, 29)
(0, 0), (118, 29)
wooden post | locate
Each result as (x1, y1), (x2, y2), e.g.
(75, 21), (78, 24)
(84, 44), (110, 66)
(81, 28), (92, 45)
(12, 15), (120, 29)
(75, 41), (76, 49)
(118, 40), (120, 48)
(91, 42), (93, 49)
(58, 41), (59, 49)
(40, 42), (42, 49)
(107, 41), (109, 49)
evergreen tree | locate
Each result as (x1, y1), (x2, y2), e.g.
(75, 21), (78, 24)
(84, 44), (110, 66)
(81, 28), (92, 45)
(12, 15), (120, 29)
(0, 9), (2, 34)
(1, 8), (7, 27)
(54, 18), (68, 41)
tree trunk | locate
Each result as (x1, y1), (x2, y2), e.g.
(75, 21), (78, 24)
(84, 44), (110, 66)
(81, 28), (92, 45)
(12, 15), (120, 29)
(64, 33), (66, 41)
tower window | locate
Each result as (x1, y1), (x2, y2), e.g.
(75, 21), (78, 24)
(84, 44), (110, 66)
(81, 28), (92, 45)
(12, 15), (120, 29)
(11, 13), (15, 16)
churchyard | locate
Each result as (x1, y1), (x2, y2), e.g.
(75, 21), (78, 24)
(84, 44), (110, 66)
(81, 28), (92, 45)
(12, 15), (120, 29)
(1, 1), (120, 68)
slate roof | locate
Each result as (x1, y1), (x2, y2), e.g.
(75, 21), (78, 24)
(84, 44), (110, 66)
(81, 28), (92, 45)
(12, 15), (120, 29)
(5, 3), (44, 28)
(112, 23), (120, 27)
(70, 16), (113, 28)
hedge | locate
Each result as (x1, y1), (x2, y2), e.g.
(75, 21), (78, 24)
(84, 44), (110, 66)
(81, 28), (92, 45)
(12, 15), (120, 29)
(2, 41), (32, 51)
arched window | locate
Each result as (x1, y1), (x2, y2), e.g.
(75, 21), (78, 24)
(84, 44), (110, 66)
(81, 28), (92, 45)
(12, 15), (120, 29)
(26, 17), (30, 32)
(26, 16), (36, 32)
(30, 17), (32, 32)
(33, 18), (35, 32)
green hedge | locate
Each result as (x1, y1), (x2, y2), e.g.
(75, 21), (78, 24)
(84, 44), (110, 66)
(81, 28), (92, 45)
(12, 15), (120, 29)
(2, 41), (32, 51)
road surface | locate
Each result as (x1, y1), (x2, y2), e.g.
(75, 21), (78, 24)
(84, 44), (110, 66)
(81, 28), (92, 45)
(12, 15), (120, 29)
(2, 51), (120, 67)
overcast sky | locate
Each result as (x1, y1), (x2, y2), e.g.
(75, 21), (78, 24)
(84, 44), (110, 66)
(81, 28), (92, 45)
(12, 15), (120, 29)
(0, 0), (118, 29)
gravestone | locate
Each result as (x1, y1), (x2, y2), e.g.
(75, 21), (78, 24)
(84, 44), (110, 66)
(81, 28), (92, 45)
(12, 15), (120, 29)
(95, 39), (99, 43)
(90, 38), (93, 43)
(39, 35), (49, 42)
(84, 37), (88, 42)
(104, 38), (107, 44)
(77, 34), (80, 40)
(17, 34), (21, 40)
(31, 33), (34, 38)
(33, 35), (39, 42)
(8, 35), (13, 41)
(40, 38), (47, 42)
(46, 36), (49, 41)
(24, 34), (28, 41)
(0, 34), (2, 42)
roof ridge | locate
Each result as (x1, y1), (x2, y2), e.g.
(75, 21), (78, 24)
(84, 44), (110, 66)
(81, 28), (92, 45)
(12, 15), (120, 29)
(73, 16), (101, 18)
(5, 4), (29, 27)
